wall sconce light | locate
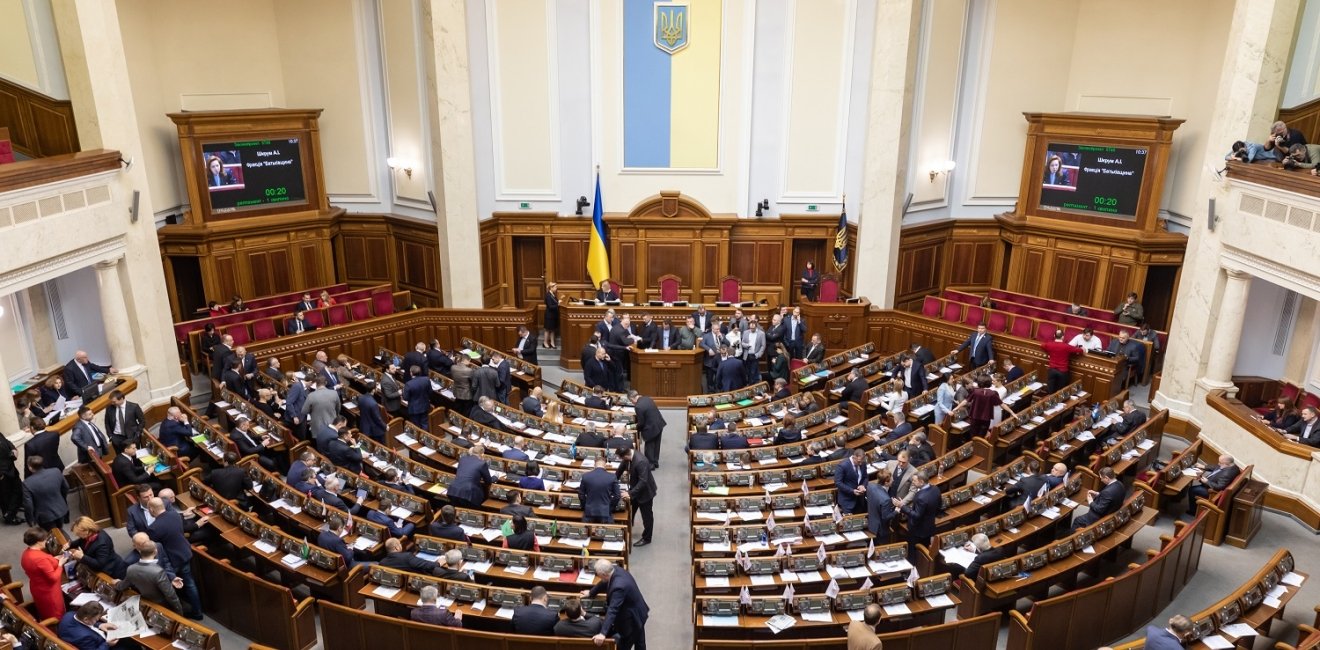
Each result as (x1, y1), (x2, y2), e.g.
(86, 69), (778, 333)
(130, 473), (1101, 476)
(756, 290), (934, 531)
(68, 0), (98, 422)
(387, 157), (414, 179)
(928, 160), (956, 182)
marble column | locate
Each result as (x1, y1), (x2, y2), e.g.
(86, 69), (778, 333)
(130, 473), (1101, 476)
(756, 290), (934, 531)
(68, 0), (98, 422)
(419, 0), (484, 308)
(0, 348), (19, 440)
(1201, 268), (1253, 389)
(1282, 294), (1316, 384)
(852, 0), (921, 308)
(94, 258), (139, 371)
(1154, 0), (1301, 416)
(24, 284), (60, 367)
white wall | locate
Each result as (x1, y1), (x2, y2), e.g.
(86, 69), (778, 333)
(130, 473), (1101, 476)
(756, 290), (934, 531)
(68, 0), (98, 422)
(47, 267), (110, 365)
(1283, 0), (1320, 107)
(1232, 277), (1294, 379)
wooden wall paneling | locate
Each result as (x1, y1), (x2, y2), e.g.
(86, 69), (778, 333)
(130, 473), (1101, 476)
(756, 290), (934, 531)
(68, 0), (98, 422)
(511, 237), (546, 307)
(729, 241), (756, 282)
(0, 77), (79, 157)
(480, 235), (502, 308)
(296, 242), (322, 289)
(26, 103), (77, 156)
(0, 88), (27, 151)
(398, 238), (439, 307)
(617, 241), (637, 289)
(645, 242), (693, 297)
(703, 243), (720, 290)
(1021, 248), (1045, 296)
(214, 255), (238, 303)
(1102, 260), (1133, 309)
(1048, 253), (1075, 302)
(553, 238), (590, 288)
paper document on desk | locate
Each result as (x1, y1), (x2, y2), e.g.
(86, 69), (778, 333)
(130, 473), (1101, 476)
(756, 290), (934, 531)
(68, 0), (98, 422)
(1220, 623), (1257, 638)
(372, 585), (400, 598)
(702, 615), (741, 627)
(1201, 635), (1234, 650)
(925, 594), (955, 608)
(940, 547), (976, 568)
(351, 537), (376, 550)
(801, 611), (834, 622)
(705, 577), (730, 588)
(765, 614), (797, 634)
(1282, 571), (1306, 586)
(883, 603), (912, 616)
(750, 574), (777, 586)
(105, 596), (149, 640)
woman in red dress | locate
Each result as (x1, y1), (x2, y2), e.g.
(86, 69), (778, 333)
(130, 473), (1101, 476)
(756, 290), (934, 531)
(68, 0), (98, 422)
(966, 376), (1002, 443)
(21, 527), (66, 621)
(317, 290), (336, 308)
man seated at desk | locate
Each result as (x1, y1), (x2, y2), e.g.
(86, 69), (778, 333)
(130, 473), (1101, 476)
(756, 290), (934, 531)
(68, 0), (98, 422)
(1184, 454), (1240, 516)
(596, 281), (619, 302)
(63, 350), (115, 399)
(111, 440), (161, 493)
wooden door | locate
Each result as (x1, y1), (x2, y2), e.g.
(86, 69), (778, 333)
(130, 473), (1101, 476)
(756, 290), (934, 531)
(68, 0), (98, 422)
(511, 237), (546, 309)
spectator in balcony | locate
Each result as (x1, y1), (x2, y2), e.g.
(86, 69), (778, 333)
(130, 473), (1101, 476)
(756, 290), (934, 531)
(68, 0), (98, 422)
(1281, 143), (1320, 170)
(227, 295), (248, 313)
(1261, 397), (1300, 431)
(1113, 292), (1144, 326)
(317, 290), (336, 308)
(1227, 140), (1270, 163)
(1065, 302), (1087, 317)
(1263, 120), (1307, 161)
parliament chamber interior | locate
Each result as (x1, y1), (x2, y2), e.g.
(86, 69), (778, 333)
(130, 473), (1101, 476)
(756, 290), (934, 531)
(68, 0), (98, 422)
(5, 0), (1320, 649)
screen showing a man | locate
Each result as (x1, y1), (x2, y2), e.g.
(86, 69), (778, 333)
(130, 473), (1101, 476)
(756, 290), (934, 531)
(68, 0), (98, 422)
(1041, 152), (1078, 190)
(205, 151), (245, 191)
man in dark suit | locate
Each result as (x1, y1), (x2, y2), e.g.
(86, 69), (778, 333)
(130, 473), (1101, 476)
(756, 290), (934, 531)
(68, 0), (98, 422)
(581, 561), (649, 650)
(1012, 459), (1048, 506)
(585, 346), (616, 391)
(448, 447), (493, 509)
(586, 387), (610, 410)
(427, 340), (453, 376)
(716, 348), (745, 391)
(594, 310), (617, 339)
(899, 355), (928, 400)
(512, 586), (560, 634)
(317, 517), (355, 569)
(205, 452), (246, 504)
(124, 484), (154, 536)
(957, 533), (1004, 580)
(23, 418), (63, 478)
(607, 316), (637, 383)
(685, 426), (719, 451)
(469, 397), (512, 434)
(909, 342), (936, 367)
(630, 390), (667, 470)
(380, 537), (442, 575)
(1145, 616), (1194, 650)
(231, 416), (280, 472)
(285, 310), (315, 335)
(699, 328), (721, 392)
(784, 308), (807, 359)
(954, 323), (994, 368)
(366, 495), (415, 537)
(1186, 454), (1240, 515)
(1072, 467), (1125, 529)
(22, 455), (68, 530)
(63, 350), (114, 398)
(691, 306), (712, 333)
(1042, 462), (1068, 489)
(521, 386), (544, 417)
(492, 353), (512, 404)
(104, 390), (145, 447)
(619, 448), (656, 546)
(865, 469), (896, 543)
(604, 425), (634, 455)
(651, 320), (675, 350)
(1108, 330), (1147, 385)
(578, 465), (620, 524)
(835, 448), (869, 514)
(898, 471), (941, 556)
(71, 406), (110, 464)
(905, 432), (936, 468)
(209, 335), (233, 381)
(262, 357), (285, 383)
(58, 602), (116, 649)
(144, 497), (203, 618)
(221, 359), (248, 400)
(512, 326), (538, 367)
(839, 368), (868, 405)
(575, 423), (607, 449)
(295, 292), (317, 313)
(718, 427), (748, 450)
(636, 315), (658, 350)
(402, 366), (432, 430)
(1111, 399), (1148, 436)
(1001, 358), (1024, 382)
(1285, 406), (1320, 447)
(411, 584), (463, 627)
(402, 343), (428, 378)
(802, 334), (825, 364)
(326, 427), (363, 474)
(111, 440), (159, 492)
(231, 345), (258, 393)
(596, 281), (619, 302)
(772, 378), (791, 401)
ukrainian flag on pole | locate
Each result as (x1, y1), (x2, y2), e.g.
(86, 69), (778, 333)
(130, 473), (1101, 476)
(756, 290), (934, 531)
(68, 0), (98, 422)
(587, 171), (610, 287)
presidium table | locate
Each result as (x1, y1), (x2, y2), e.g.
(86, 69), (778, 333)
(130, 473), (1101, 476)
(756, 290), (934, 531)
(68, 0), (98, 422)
(628, 346), (703, 406)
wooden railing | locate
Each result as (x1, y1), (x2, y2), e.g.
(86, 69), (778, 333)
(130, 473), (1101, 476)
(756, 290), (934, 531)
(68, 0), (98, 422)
(0, 76), (79, 158)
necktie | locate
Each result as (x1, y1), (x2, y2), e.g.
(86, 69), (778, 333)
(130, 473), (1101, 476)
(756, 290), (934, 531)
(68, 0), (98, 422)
(90, 422), (105, 449)
(79, 363), (90, 381)
(974, 335), (982, 350)
(117, 406), (125, 436)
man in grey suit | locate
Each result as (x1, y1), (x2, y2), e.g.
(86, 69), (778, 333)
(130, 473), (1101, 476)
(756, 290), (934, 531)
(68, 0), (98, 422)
(865, 469), (897, 543)
(115, 542), (184, 612)
(379, 363), (404, 417)
(742, 319), (766, 385)
(301, 376), (340, 437)
(884, 451), (915, 505)
(71, 406), (110, 464)
(22, 456), (68, 530)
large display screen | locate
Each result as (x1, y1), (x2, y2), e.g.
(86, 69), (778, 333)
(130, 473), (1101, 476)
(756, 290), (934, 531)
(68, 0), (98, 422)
(202, 139), (307, 213)
(1037, 143), (1147, 218)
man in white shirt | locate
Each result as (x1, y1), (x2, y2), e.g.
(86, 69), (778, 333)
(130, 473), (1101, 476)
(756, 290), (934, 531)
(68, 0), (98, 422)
(742, 319), (766, 384)
(1068, 328), (1104, 352)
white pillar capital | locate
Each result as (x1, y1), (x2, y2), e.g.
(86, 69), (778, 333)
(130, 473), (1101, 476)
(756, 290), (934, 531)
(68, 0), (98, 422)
(93, 257), (122, 271)
(1224, 268), (1252, 281)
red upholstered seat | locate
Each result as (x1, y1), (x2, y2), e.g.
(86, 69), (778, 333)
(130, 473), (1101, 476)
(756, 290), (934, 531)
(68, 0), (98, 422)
(1010, 316), (1033, 338)
(1036, 323), (1057, 342)
(371, 291), (394, 316)
(818, 276), (840, 303)
(941, 301), (963, 323)
(719, 276), (742, 303)
(349, 299), (371, 321)
(1299, 391), (1320, 412)
(1063, 327), (1082, 343)
(962, 306), (984, 327)
(303, 309), (325, 329)
(1278, 382), (1301, 406)
(986, 311), (1008, 333)
(251, 319), (277, 341)
(658, 275), (681, 303)
(1094, 332), (1111, 349)
(789, 359), (807, 372)
(922, 296), (941, 318)
(227, 325), (251, 346)
(327, 305), (350, 326)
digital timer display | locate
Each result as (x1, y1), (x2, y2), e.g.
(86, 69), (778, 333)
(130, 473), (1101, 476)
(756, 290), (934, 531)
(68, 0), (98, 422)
(203, 138), (307, 214)
(1038, 143), (1147, 218)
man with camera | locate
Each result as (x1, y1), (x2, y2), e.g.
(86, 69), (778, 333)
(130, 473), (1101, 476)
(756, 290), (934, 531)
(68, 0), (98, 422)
(1264, 120), (1307, 161)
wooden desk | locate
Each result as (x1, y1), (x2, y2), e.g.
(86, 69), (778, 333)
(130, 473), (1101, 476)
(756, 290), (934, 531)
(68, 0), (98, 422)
(47, 376), (139, 434)
(629, 347), (703, 405)
(560, 303), (777, 371)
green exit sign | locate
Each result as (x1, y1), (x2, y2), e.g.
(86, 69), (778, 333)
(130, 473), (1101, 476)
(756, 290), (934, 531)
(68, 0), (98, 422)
(806, 204), (819, 212)
(519, 202), (531, 210)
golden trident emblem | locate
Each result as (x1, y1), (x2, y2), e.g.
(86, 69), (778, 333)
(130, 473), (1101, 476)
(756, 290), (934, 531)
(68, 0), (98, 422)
(659, 10), (684, 47)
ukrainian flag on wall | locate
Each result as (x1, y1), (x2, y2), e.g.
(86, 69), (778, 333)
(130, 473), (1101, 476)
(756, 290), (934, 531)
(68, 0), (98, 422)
(623, 0), (722, 169)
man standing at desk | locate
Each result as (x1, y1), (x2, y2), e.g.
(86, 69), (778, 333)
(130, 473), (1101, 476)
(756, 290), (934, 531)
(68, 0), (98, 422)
(630, 389), (667, 470)
(954, 323), (994, 368)
(835, 448), (869, 515)
(71, 407), (110, 464)
(699, 327), (721, 392)
(579, 464), (620, 524)
(784, 308), (806, 359)
(402, 366), (432, 430)
(742, 319), (766, 385)
(512, 326), (537, 367)
(582, 560), (649, 650)
(63, 351), (115, 399)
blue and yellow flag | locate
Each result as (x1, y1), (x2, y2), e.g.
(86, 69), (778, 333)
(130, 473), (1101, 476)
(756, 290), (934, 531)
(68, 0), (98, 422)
(587, 173), (611, 287)
(832, 207), (848, 272)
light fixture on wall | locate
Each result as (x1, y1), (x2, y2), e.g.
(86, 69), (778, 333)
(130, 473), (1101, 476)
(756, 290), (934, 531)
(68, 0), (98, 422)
(928, 160), (956, 182)
(387, 157), (415, 179)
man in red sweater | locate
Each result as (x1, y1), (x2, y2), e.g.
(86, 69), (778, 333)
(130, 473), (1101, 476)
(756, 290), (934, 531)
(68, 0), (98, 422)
(1040, 329), (1083, 392)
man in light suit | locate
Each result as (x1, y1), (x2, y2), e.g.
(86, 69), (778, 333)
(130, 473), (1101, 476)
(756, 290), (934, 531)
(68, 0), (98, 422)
(699, 328), (722, 392)
(104, 390), (145, 446)
(865, 469), (896, 544)
(742, 319), (766, 385)
(1072, 467), (1125, 529)
(846, 603), (884, 650)
(954, 323), (995, 368)
(71, 406), (110, 464)
(834, 448), (869, 514)
(301, 376), (340, 438)
(1186, 454), (1240, 515)
(578, 465), (620, 524)
(884, 451), (915, 505)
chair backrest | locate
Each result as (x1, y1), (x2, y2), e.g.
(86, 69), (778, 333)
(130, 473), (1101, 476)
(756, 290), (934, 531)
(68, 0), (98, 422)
(818, 275), (840, 302)
(922, 296), (942, 318)
(348, 299), (371, 321)
(1010, 316), (1033, 338)
(718, 276), (741, 302)
(986, 311), (1009, 333)
(963, 306), (984, 326)
(327, 305), (350, 326)
(251, 319), (277, 341)
(227, 325), (252, 347)
(371, 291), (394, 316)
(941, 301), (963, 323)
(303, 309), (325, 329)
(658, 275), (681, 303)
